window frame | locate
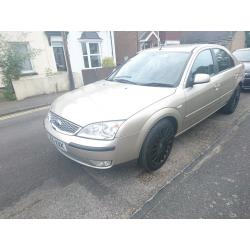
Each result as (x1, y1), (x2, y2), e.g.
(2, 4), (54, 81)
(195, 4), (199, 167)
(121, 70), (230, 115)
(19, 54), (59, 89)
(81, 41), (102, 69)
(211, 48), (235, 74)
(51, 40), (67, 71)
(186, 49), (216, 87)
(11, 42), (35, 75)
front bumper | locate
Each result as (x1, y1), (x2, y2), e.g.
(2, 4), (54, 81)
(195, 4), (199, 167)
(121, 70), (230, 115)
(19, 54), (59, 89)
(44, 117), (139, 169)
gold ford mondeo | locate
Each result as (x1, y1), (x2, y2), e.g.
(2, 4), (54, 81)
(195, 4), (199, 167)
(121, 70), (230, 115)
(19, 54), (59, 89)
(44, 44), (244, 171)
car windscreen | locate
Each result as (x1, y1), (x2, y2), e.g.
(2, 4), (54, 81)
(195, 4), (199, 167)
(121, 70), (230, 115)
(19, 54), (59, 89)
(233, 50), (250, 62)
(107, 51), (190, 87)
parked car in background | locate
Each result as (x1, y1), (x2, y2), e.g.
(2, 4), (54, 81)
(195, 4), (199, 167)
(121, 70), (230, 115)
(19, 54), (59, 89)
(45, 44), (244, 172)
(233, 48), (250, 90)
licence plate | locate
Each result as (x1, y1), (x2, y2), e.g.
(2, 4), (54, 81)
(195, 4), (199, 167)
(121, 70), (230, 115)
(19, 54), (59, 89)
(48, 133), (67, 152)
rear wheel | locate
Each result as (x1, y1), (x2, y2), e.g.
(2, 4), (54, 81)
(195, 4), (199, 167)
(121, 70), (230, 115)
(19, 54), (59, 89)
(221, 85), (240, 114)
(139, 119), (175, 172)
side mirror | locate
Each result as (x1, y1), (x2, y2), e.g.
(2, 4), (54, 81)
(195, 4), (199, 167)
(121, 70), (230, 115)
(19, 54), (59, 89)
(193, 73), (210, 85)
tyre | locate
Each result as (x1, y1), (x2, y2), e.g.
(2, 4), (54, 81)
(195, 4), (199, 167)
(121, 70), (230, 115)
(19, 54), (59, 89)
(139, 119), (175, 172)
(240, 82), (245, 91)
(221, 85), (241, 114)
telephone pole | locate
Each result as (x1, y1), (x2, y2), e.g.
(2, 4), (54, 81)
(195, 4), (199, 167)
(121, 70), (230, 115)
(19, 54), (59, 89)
(61, 31), (75, 90)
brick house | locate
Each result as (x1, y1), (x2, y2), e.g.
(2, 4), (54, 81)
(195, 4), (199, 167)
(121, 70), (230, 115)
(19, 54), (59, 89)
(138, 31), (160, 50)
(159, 31), (247, 51)
(113, 31), (139, 65)
(111, 31), (160, 65)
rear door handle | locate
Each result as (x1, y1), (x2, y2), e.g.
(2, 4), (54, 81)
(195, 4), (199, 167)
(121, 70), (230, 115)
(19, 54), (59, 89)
(214, 83), (221, 90)
(234, 73), (240, 79)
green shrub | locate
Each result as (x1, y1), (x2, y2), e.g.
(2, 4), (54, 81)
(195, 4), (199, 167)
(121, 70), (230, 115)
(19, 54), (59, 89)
(102, 57), (115, 68)
(2, 80), (16, 100)
(0, 34), (39, 100)
(45, 67), (55, 77)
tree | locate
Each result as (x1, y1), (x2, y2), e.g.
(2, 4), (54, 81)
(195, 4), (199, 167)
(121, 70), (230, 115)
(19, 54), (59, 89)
(62, 31), (75, 90)
(0, 34), (39, 100)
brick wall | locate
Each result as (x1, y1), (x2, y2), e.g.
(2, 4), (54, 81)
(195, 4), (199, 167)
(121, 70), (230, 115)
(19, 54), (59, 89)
(229, 31), (246, 51)
(114, 31), (138, 65)
(82, 68), (114, 85)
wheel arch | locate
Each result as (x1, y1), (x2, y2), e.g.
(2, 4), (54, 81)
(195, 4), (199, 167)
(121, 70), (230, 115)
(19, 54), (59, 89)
(136, 108), (182, 158)
(165, 116), (178, 135)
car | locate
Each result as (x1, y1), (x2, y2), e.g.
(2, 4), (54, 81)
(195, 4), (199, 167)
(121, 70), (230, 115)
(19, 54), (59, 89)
(44, 44), (244, 171)
(233, 48), (250, 90)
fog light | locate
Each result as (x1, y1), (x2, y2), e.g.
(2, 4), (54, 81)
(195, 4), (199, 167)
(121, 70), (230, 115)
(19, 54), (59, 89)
(88, 160), (112, 168)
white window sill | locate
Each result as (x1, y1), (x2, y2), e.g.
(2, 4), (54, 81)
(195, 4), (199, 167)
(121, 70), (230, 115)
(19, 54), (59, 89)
(20, 71), (38, 76)
(83, 66), (102, 70)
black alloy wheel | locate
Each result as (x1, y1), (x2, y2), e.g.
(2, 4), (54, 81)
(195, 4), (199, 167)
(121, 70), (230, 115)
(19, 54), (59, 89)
(139, 119), (175, 172)
(221, 85), (241, 114)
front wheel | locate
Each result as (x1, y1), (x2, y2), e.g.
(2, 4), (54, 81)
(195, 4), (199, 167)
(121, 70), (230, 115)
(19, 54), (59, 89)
(139, 119), (175, 172)
(221, 85), (241, 114)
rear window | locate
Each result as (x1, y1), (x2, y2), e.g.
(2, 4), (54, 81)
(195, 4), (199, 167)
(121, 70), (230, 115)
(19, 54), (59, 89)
(213, 48), (235, 72)
(233, 50), (250, 62)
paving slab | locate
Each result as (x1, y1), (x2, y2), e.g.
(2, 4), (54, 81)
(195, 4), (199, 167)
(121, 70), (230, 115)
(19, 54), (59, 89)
(0, 91), (66, 116)
(133, 114), (250, 219)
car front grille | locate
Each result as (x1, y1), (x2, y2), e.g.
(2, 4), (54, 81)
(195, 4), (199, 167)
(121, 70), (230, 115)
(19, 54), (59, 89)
(245, 73), (250, 78)
(48, 112), (81, 135)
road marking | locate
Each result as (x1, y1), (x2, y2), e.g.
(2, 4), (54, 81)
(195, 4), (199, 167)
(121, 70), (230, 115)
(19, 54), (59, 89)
(0, 106), (50, 121)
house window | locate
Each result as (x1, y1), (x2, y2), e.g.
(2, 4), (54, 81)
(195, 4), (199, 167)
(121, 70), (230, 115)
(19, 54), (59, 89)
(81, 42), (101, 68)
(51, 41), (67, 71)
(12, 42), (33, 74)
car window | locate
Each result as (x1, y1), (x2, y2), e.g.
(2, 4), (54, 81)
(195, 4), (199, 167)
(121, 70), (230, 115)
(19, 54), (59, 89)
(190, 49), (215, 81)
(233, 50), (250, 62)
(107, 51), (190, 87)
(213, 48), (235, 72)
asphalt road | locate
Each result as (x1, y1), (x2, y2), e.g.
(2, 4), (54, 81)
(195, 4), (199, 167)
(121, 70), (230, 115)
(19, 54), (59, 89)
(0, 92), (250, 218)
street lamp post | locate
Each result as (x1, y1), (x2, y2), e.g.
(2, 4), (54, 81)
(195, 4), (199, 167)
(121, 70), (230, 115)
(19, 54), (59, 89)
(61, 31), (75, 90)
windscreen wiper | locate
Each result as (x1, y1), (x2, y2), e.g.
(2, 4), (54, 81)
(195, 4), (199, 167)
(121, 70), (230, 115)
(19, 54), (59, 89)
(139, 83), (175, 88)
(113, 78), (137, 84)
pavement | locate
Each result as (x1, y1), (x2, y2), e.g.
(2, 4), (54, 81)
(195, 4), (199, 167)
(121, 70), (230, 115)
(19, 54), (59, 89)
(0, 92), (249, 218)
(133, 113), (250, 219)
(0, 91), (66, 117)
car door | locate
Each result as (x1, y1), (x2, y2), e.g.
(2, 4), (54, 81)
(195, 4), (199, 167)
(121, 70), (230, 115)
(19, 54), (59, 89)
(183, 49), (218, 130)
(211, 48), (238, 106)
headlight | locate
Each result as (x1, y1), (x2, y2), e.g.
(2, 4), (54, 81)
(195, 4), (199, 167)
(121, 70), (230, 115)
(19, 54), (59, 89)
(77, 120), (125, 140)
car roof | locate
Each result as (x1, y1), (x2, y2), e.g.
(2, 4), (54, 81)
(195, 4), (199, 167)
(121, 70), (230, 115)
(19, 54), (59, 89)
(143, 44), (225, 53)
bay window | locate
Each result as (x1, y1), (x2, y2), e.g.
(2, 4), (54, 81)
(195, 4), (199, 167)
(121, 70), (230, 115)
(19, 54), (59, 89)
(81, 42), (102, 68)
